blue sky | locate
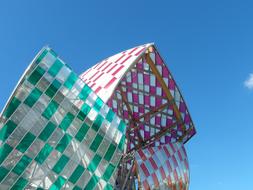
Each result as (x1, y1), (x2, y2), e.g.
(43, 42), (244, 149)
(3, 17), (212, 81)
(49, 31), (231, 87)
(0, 1), (252, 189)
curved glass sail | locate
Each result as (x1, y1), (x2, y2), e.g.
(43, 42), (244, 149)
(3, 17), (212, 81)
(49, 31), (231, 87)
(0, 48), (126, 190)
(135, 143), (189, 189)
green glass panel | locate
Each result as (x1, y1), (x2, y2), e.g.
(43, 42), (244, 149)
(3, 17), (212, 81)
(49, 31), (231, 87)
(0, 143), (13, 165)
(73, 186), (82, 190)
(94, 97), (103, 112)
(3, 97), (21, 118)
(13, 155), (32, 175)
(49, 176), (66, 190)
(16, 132), (36, 153)
(27, 66), (45, 85)
(45, 79), (61, 98)
(64, 72), (78, 90)
(75, 123), (89, 142)
(52, 154), (69, 174)
(78, 85), (91, 101)
(84, 175), (99, 190)
(102, 163), (115, 181)
(59, 112), (74, 131)
(118, 135), (125, 151)
(10, 177), (28, 190)
(35, 143), (53, 164)
(106, 109), (114, 123)
(92, 115), (103, 132)
(24, 88), (42, 107)
(104, 143), (116, 162)
(104, 184), (113, 190)
(90, 134), (103, 152)
(48, 59), (64, 77)
(55, 134), (72, 153)
(87, 154), (101, 173)
(0, 120), (17, 142)
(80, 103), (91, 116)
(69, 164), (85, 184)
(77, 110), (86, 121)
(42, 100), (59, 120)
(35, 49), (48, 64)
(0, 166), (9, 182)
(118, 120), (125, 133)
(38, 121), (56, 142)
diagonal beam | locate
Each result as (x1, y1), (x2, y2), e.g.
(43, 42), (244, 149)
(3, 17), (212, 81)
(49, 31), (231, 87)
(118, 87), (133, 119)
(128, 121), (182, 153)
(128, 121), (181, 153)
(136, 102), (172, 121)
(145, 53), (182, 123)
(145, 51), (188, 142)
(118, 86), (144, 146)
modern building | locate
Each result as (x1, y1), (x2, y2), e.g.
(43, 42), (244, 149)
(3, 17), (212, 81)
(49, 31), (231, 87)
(0, 44), (195, 190)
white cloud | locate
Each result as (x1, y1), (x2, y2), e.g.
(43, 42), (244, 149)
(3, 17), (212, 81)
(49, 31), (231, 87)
(244, 73), (253, 90)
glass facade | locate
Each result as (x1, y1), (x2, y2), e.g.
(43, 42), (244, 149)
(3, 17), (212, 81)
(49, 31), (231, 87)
(0, 47), (126, 190)
(0, 44), (195, 190)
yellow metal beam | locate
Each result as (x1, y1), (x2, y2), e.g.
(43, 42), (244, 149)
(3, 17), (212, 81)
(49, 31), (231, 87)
(118, 86), (144, 145)
(145, 52), (183, 124)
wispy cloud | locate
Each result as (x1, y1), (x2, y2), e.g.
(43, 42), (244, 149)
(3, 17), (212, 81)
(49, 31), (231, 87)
(244, 73), (253, 90)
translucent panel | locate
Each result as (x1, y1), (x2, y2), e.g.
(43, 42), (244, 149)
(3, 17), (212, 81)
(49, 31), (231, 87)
(49, 176), (66, 190)
(102, 163), (115, 181)
(58, 112), (74, 131)
(0, 143), (13, 165)
(45, 79), (61, 98)
(68, 164), (84, 184)
(10, 104), (30, 125)
(135, 143), (189, 190)
(0, 120), (17, 142)
(16, 132), (36, 153)
(89, 134), (103, 152)
(27, 66), (45, 86)
(104, 143), (116, 162)
(24, 88), (42, 107)
(52, 154), (70, 174)
(48, 59), (64, 77)
(10, 177), (28, 190)
(38, 121), (56, 142)
(12, 155), (32, 175)
(42, 100), (59, 120)
(55, 134), (72, 153)
(64, 72), (78, 90)
(35, 144), (53, 164)
(1, 171), (19, 189)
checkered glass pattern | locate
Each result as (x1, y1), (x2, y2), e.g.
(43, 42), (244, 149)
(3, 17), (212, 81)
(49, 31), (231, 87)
(79, 44), (151, 103)
(79, 44), (195, 189)
(0, 47), (126, 190)
(80, 44), (195, 150)
(135, 142), (189, 190)
(107, 47), (195, 151)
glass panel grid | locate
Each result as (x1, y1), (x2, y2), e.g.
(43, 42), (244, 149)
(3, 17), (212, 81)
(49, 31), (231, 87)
(24, 87), (42, 108)
(0, 47), (127, 190)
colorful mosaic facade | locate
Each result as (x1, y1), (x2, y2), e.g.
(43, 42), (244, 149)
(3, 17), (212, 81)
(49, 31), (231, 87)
(0, 48), (126, 190)
(0, 43), (195, 190)
(80, 44), (195, 190)
(135, 143), (189, 189)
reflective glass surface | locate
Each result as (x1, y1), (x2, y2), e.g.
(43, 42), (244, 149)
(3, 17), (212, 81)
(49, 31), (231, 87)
(0, 47), (126, 190)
